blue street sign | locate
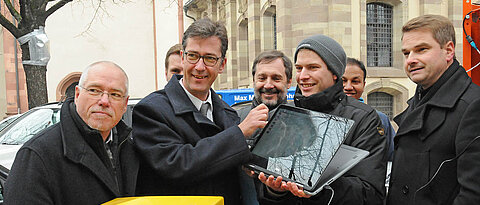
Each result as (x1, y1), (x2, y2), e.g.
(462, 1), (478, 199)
(216, 87), (296, 106)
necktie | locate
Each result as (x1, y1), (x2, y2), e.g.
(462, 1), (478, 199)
(200, 102), (210, 116)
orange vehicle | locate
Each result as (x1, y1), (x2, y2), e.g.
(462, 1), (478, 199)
(463, 0), (480, 86)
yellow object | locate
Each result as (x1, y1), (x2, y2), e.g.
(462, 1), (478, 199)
(102, 196), (224, 205)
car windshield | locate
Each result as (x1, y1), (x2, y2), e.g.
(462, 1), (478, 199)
(0, 108), (60, 145)
(0, 115), (20, 132)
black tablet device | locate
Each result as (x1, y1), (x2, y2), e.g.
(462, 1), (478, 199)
(246, 104), (369, 195)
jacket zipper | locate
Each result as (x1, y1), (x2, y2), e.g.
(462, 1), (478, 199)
(113, 132), (130, 194)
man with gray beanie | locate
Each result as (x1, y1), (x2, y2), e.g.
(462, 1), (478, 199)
(258, 34), (388, 205)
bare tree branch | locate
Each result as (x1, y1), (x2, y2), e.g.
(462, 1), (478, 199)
(162, 0), (178, 12)
(45, 0), (73, 18)
(0, 13), (21, 37)
(77, 0), (104, 36)
(3, 0), (22, 22)
(40, 0), (56, 13)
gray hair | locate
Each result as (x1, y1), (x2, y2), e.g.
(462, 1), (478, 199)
(78, 61), (129, 95)
(252, 50), (293, 81)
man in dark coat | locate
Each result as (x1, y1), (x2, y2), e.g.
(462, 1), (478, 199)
(258, 34), (388, 205)
(237, 50), (293, 205)
(132, 18), (268, 205)
(4, 61), (138, 204)
(387, 14), (480, 205)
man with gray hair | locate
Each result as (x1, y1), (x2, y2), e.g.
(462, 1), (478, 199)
(259, 35), (387, 205)
(5, 61), (138, 204)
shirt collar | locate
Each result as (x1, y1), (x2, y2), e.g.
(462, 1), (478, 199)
(179, 78), (213, 111)
(105, 130), (113, 143)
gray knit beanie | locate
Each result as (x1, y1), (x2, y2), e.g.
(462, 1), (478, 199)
(294, 34), (346, 79)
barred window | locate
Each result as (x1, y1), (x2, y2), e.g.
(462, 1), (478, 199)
(263, 7), (277, 50)
(368, 92), (394, 119)
(367, 3), (392, 67)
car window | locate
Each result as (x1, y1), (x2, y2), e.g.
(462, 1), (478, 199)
(0, 109), (60, 145)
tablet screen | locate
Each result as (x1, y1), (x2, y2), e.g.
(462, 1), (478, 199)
(251, 105), (354, 190)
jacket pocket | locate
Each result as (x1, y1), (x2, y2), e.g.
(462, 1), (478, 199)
(414, 156), (458, 205)
(390, 148), (430, 204)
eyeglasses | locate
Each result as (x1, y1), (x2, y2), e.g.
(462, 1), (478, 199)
(78, 86), (126, 101)
(184, 51), (221, 67)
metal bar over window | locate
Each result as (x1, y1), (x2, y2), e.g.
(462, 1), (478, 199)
(367, 3), (393, 67)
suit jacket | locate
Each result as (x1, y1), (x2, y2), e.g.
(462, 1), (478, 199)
(4, 97), (138, 205)
(133, 76), (252, 205)
(387, 60), (480, 205)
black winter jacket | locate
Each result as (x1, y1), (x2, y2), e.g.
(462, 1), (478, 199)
(387, 60), (480, 205)
(4, 97), (138, 205)
(133, 76), (252, 205)
(260, 81), (387, 205)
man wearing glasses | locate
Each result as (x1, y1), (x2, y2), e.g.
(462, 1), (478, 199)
(132, 18), (268, 205)
(4, 61), (138, 204)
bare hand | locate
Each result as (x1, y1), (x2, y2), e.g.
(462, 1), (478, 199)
(286, 181), (311, 198)
(239, 104), (268, 138)
(258, 172), (288, 193)
(242, 166), (255, 177)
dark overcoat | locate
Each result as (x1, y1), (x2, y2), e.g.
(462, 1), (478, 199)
(4, 98), (138, 205)
(387, 60), (480, 205)
(133, 76), (252, 205)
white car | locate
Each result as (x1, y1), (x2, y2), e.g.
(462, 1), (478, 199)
(0, 103), (61, 170)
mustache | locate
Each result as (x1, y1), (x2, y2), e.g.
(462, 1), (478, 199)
(259, 87), (280, 95)
(90, 107), (113, 116)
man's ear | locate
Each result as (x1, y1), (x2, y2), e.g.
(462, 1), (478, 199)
(444, 41), (455, 62)
(74, 86), (80, 103)
(218, 58), (227, 74)
(123, 96), (129, 113)
(287, 78), (292, 88)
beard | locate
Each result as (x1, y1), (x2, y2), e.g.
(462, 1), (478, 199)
(254, 87), (287, 109)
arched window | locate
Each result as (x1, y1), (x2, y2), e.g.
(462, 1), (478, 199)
(368, 92), (394, 119)
(367, 2), (393, 67)
(65, 82), (78, 99)
(262, 6), (277, 50)
(238, 19), (249, 84)
(56, 72), (81, 101)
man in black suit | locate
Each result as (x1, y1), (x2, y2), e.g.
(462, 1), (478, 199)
(132, 18), (268, 205)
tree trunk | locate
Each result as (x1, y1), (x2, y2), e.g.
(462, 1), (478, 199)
(20, 42), (48, 109)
